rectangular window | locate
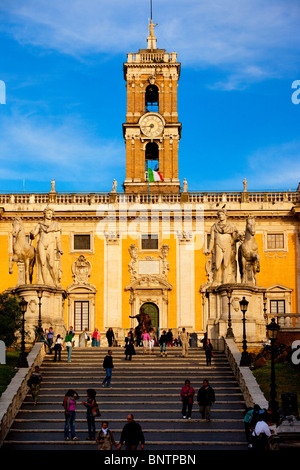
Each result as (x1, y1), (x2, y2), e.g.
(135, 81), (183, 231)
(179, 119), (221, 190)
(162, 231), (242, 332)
(141, 234), (158, 250)
(267, 233), (284, 250)
(74, 301), (89, 331)
(270, 300), (285, 314)
(74, 234), (91, 251)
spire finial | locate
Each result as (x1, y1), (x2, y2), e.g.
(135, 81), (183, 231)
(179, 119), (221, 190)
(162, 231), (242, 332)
(147, 0), (158, 48)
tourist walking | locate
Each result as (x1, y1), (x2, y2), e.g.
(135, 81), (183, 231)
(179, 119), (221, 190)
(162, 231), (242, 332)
(166, 329), (173, 347)
(96, 421), (118, 450)
(149, 328), (155, 354)
(84, 328), (90, 346)
(64, 332), (73, 362)
(117, 414), (145, 450)
(92, 328), (101, 347)
(102, 350), (114, 388)
(180, 379), (195, 419)
(159, 330), (168, 356)
(180, 328), (189, 357)
(63, 389), (79, 441)
(27, 365), (42, 406)
(204, 339), (213, 366)
(141, 330), (150, 354)
(46, 327), (54, 353)
(197, 379), (216, 422)
(106, 328), (115, 347)
(82, 389), (99, 440)
(124, 332), (135, 360)
(53, 334), (63, 362)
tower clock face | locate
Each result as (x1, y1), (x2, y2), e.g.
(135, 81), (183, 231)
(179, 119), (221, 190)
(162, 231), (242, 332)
(140, 113), (164, 138)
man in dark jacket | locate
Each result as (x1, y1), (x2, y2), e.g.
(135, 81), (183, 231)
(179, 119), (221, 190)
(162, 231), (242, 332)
(102, 350), (114, 388)
(197, 379), (215, 422)
(117, 414), (145, 450)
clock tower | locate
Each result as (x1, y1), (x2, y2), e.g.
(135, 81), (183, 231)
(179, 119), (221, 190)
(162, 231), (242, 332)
(123, 19), (181, 194)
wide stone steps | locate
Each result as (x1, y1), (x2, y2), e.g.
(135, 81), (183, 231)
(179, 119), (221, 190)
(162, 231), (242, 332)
(2, 347), (249, 451)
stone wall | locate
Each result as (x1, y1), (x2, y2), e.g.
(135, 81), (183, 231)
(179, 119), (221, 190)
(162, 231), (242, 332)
(0, 343), (46, 447)
(224, 338), (268, 409)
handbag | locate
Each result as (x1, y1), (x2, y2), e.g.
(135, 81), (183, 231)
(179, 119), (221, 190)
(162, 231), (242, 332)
(92, 404), (101, 417)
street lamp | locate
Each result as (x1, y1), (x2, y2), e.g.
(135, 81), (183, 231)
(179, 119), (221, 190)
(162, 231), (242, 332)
(239, 296), (251, 366)
(17, 297), (28, 368)
(37, 288), (43, 338)
(266, 318), (280, 409)
(226, 288), (234, 339)
(263, 292), (267, 321)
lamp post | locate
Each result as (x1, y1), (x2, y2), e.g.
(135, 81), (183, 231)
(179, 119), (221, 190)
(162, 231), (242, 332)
(17, 297), (28, 368)
(37, 288), (43, 338)
(267, 318), (280, 409)
(263, 292), (267, 322)
(226, 288), (234, 339)
(239, 296), (251, 366)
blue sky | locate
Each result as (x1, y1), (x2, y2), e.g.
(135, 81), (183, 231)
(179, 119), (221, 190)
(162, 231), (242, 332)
(0, 0), (299, 193)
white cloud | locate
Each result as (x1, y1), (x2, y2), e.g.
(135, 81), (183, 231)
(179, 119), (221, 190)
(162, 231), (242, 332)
(0, 112), (124, 189)
(1, 0), (299, 83)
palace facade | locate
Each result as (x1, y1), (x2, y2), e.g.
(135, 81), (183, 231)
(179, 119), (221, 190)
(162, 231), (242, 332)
(1, 21), (299, 348)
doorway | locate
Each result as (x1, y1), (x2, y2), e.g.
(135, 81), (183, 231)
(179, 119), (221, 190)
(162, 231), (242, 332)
(140, 302), (159, 329)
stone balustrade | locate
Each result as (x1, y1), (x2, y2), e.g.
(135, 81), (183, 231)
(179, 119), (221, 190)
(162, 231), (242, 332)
(267, 313), (300, 330)
(0, 190), (298, 208)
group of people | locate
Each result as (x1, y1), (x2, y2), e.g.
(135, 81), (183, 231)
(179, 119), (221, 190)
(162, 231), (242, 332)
(243, 403), (280, 450)
(63, 387), (144, 449)
(37, 326), (75, 363)
(180, 379), (216, 421)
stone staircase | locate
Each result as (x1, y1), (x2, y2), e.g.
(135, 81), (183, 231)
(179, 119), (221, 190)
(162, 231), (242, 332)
(2, 346), (249, 450)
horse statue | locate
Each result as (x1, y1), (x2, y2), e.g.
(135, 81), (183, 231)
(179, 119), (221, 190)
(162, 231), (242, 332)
(238, 216), (260, 285)
(9, 217), (35, 285)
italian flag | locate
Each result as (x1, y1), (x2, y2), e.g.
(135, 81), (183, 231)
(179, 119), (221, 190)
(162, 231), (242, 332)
(148, 168), (163, 182)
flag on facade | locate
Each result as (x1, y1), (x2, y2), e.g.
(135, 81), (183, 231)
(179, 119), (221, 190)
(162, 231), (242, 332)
(148, 168), (163, 182)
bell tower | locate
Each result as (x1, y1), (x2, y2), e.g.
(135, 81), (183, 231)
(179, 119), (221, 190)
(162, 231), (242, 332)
(123, 18), (181, 194)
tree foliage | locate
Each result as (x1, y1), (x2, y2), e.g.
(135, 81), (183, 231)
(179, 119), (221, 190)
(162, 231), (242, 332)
(0, 293), (22, 348)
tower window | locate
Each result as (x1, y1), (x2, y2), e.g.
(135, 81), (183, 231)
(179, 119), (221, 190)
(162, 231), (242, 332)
(145, 142), (159, 173)
(145, 84), (159, 112)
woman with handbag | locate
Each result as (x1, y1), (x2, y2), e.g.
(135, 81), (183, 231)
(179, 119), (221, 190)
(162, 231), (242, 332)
(82, 389), (100, 440)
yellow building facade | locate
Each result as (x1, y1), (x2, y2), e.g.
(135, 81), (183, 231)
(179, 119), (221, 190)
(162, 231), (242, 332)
(0, 22), (299, 348)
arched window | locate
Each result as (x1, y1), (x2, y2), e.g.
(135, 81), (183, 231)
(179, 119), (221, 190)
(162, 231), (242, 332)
(145, 142), (159, 173)
(145, 84), (159, 112)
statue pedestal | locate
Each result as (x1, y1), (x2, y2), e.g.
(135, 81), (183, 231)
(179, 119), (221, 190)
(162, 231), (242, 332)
(8, 284), (67, 343)
(201, 283), (267, 348)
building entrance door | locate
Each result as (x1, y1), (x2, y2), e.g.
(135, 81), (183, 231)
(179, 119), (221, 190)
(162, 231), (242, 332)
(140, 302), (159, 329)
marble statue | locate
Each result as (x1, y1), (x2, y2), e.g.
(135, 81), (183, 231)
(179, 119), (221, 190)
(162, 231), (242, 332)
(111, 179), (117, 193)
(243, 178), (247, 192)
(30, 206), (63, 287)
(9, 217), (35, 285)
(183, 178), (188, 193)
(238, 216), (260, 285)
(205, 208), (242, 285)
